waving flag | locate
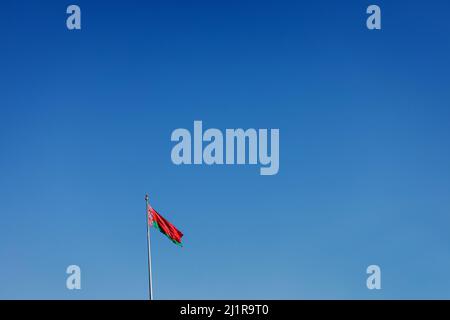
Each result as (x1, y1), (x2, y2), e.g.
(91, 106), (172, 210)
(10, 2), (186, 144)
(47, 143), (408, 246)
(147, 204), (184, 246)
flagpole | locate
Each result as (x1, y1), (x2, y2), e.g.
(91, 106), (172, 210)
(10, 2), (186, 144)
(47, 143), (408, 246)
(145, 194), (153, 300)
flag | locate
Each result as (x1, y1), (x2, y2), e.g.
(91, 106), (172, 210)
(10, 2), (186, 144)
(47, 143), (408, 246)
(147, 204), (184, 246)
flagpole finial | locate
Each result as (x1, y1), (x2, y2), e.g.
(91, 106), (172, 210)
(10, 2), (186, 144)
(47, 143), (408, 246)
(145, 194), (149, 202)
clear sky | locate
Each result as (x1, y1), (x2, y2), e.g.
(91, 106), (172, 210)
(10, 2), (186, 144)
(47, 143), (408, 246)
(1, 0), (450, 299)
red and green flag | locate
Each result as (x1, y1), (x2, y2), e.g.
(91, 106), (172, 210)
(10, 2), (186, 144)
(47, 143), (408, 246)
(147, 204), (183, 246)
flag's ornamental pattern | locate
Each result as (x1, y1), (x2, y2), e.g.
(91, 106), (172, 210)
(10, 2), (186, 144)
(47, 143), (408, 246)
(147, 204), (183, 246)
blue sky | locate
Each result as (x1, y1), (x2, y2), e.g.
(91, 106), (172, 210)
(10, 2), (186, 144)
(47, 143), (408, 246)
(1, 0), (450, 299)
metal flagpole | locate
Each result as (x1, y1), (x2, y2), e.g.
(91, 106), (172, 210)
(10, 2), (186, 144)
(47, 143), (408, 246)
(145, 194), (153, 300)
